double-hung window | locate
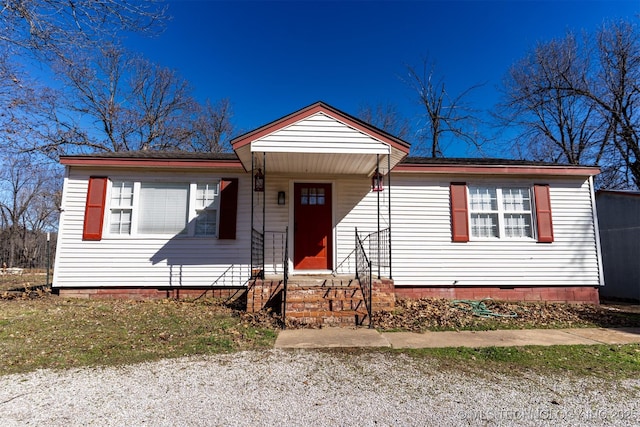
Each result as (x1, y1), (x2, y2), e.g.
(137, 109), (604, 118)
(468, 186), (533, 239)
(109, 181), (133, 234)
(194, 183), (219, 236)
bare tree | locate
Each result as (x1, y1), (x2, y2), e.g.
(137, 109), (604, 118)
(0, 155), (59, 267)
(185, 98), (235, 153)
(0, 0), (169, 155)
(498, 34), (607, 166)
(128, 54), (196, 151)
(0, 0), (168, 144)
(357, 103), (410, 141)
(405, 59), (485, 157)
(0, 0), (166, 59)
(501, 19), (640, 189)
(8, 44), (237, 157)
(591, 20), (640, 188)
(16, 45), (205, 156)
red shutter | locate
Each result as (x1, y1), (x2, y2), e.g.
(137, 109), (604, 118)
(218, 178), (239, 239)
(83, 177), (108, 241)
(534, 184), (554, 243)
(450, 182), (469, 242)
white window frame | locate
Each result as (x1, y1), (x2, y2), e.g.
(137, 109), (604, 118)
(468, 185), (535, 240)
(188, 182), (221, 237)
(109, 181), (134, 235)
(106, 179), (221, 238)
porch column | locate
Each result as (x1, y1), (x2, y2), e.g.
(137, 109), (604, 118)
(388, 152), (392, 279)
(250, 154), (255, 277)
(376, 154), (381, 279)
(262, 152), (266, 277)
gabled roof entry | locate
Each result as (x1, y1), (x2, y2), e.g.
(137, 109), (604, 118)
(231, 101), (410, 174)
(232, 101), (410, 151)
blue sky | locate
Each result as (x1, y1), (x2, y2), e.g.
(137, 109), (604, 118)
(125, 0), (639, 156)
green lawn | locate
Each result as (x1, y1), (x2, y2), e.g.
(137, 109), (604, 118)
(2, 295), (640, 379)
(0, 297), (277, 375)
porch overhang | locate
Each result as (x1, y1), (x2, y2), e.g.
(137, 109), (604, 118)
(231, 102), (410, 175)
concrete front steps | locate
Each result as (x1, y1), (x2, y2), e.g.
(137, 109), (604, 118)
(246, 275), (396, 327)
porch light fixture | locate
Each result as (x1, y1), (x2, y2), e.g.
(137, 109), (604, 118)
(371, 170), (384, 192)
(277, 191), (286, 205)
(254, 168), (264, 192)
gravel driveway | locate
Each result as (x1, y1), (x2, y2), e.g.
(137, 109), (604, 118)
(1, 350), (639, 426)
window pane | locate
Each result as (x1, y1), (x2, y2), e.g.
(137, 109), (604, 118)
(309, 188), (317, 205)
(471, 213), (499, 238)
(504, 214), (532, 238)
(301, 188), (308, 205)
(469, 187), (497, 211)
(502, 187), (531, 212)
(110, 209), (131, 234)
(138, 183), (188, 234)
(317, 188), (325, 205)
(196, 183), (218, 209)
(111, 181), (133, 207)
(195, 210), (217, 236)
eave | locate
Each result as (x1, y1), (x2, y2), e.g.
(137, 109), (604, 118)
(393, 162), (601, 177)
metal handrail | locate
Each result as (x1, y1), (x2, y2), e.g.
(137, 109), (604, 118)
(262, 229), (289, 328)
(251, 228), (264, 279)
(355, 227), (373, 328)
(282, 226), (289, 328)
(365, 227), (391, 279)
(208, 264), (251, 287)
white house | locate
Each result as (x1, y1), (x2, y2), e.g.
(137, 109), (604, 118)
(53, 102), (603, 312)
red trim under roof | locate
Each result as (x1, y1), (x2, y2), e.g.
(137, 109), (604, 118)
(230, 101), (411, 154)
(60, 157), (244, 169)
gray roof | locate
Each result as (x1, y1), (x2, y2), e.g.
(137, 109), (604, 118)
(60, 151), (238, 160)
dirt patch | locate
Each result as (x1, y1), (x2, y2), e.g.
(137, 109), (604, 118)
(372, 298), (640, 332)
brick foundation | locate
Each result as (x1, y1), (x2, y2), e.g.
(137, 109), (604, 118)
(394, 286), (600, 304)
(246, 280), (283, 313)
(57, 287), (246, 301)
(57, 283), (600, 311)
(372, 278), (396, 311)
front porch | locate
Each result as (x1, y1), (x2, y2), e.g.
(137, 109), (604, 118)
(230, 102), (408, 327)
(247, 225), (395, 327)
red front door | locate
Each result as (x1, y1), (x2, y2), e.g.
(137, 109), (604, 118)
(294, 183), (332, 270)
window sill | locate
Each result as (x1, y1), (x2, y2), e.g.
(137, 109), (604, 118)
(468, 237), (536, 242)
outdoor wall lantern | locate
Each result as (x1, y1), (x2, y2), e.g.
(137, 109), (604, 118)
(371, 170), (384, 192)
(254, 168), (264, 192)
(277, 191), (286, 205)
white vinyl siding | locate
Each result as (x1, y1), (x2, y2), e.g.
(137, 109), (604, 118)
(251, 112), (389, 154)
(53, 169), (250, 288)
(386, 175), (601, 287)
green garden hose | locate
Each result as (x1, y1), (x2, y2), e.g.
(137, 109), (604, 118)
(451, 298), (518, 318)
